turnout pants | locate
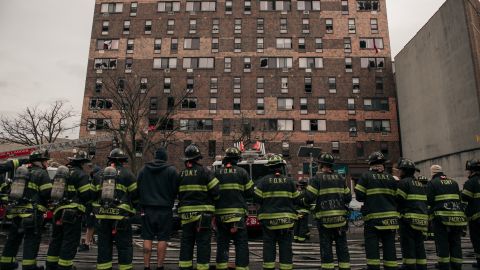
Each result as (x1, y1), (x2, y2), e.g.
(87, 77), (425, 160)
(179, 220), (212, 270)
(469, 220), (480, 265)
(318, 224), (350, 270)
(215, 219), (249, 270)
(0, 215), (43, 270)
(46, 210), (83, 270)
(293, 214), (310, 242)
(364, 224), (398, 270)
(96, 218), (133, 270)
(398, 219), (427, 270)
(432, 219), (463, 270)
(262, 225), (293, 270)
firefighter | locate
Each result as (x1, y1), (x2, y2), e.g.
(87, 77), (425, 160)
(254, 155), (300, 270)
(427, 165), (466, 270)
(92, 149), (138, 270)
(46, 151), (93, 270)
(462, 159), (480, 267)
(303, 153), (351, 270)
(395, 159), (428, 270)
(178, 144), (219, 270)
(1, 150), (52, 270)
(354, 151), (399, 270)
(214, 147), (253, 270)
(293, 179), (310, 243)
(0, 158), (29, 206)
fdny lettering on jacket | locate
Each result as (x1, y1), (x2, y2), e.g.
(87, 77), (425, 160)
(180, 169), (198, 177)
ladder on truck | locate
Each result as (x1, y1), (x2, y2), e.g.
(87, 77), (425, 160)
(0, 134), (113, 160)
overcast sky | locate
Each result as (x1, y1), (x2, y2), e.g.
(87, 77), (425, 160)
(0, 0), (446, 139)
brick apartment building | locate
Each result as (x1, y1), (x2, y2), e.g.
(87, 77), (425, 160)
(80, 0), (400, 178)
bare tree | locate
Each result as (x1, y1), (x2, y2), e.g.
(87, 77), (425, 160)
(0, 100), (76, 146)
(92, 73), (190, 173)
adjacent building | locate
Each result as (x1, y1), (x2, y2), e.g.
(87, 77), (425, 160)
(80, 0), (400, 177)
(395, 0), (480, 183)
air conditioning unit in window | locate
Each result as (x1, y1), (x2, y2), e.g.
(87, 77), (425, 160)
(303, 11), (309, 15)
(187, 68), (193, 73)
(306, 68), (312, 73)
(102, 13), (110, 17)
(168, 11), (174, 15)
(164, 68), (170, 73)
(282, 68), (289, 72)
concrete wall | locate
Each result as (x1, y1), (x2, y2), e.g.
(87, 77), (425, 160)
(416, 149), (480, 186)
(395, 0), (480, 165)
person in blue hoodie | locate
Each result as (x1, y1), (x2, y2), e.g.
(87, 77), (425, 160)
(137, 148), (179, 270)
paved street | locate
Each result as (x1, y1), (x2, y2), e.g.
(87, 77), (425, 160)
(0, 224), (478, 270)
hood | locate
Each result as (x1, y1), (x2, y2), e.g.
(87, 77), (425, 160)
(145, 159), (172, 172)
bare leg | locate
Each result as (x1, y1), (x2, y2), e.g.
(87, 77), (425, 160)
(157, 241), (167, 268)
(143, 240), (153, 268)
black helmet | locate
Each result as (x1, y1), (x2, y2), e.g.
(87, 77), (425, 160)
(14, 166), (30, 180)
(466, 159), (480, 171)
(182, 144), (202, 161)
(29, 149), (50, 162)
(398, 158), (416, 170)
(103, 166), (118, 179)
(225, 147), (242, 159)
(318, 153), (335, 166)
(68, 150), (91, 163)
(266, 154), (284, 167)
(368, 151), (386, 165)
(297, 179), (308, 186)
(55, 166), (70, 178)
(108, 148), (128, 161)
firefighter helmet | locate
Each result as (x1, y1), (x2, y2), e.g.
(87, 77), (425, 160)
(398, 158), (416, 170)
(225, 147), (242, 159)
(29, 149), (50, 162)
(466, 159), (480, 171)
(182, 144), (202, 161)
(318, 153), (335, 166)
(266, 155), (284, 167)
(108, 148), (128, 162)
(297, 179), (308, 187)
(367, 151), (387, 165)
(68, 150), (91, 163)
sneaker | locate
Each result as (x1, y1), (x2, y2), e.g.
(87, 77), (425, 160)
(78, 243), (90, 252)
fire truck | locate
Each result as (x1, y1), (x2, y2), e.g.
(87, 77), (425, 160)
(212, 150), (288, 232)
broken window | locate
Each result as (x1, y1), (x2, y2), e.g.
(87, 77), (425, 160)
(97, 39), (119, 50)
(94, 58), (117, 70)
(359, 38), (384, 49)
(180, 119), (213, 131)
(357, 0), (380, 11)
(182, 97), (198, 109)
(360, 57), (385, 69)
(89, 98), (113, 110)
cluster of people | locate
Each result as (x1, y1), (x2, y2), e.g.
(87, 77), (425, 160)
(0, 144), (479, 270)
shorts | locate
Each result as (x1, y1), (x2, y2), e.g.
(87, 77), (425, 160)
(141, 206), (173, 241)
